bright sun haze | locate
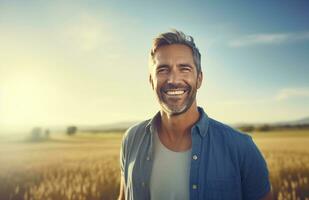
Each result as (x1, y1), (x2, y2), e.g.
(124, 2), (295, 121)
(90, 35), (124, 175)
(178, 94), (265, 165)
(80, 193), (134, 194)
(0, 1), (309, 131)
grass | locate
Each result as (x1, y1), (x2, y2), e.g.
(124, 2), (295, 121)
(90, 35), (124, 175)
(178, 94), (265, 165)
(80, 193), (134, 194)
(0, 130), (308, 200)
(0, 133), (122, 200)
(250, 130), (309, 200)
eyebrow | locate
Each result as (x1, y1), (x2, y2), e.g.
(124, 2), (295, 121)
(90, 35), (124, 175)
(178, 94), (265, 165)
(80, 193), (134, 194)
(156, 64), (169, 69)
(156, 63), (193, 68)
(178, 63), (193, 68)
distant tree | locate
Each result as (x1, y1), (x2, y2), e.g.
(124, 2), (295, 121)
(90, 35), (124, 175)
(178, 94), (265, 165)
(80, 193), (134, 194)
(256, 124), (271, 132)
(31, 127), (42, 141)
(67, 126), (77, 136)
(45, 129), (50, 138)
(238, 125), (255, 133)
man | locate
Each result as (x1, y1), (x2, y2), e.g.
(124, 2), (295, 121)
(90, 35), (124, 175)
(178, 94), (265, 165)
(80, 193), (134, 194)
(118, 30), (272, 200)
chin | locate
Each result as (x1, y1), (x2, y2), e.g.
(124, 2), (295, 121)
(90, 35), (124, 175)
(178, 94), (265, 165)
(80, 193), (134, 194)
(162, 104), (190, 116)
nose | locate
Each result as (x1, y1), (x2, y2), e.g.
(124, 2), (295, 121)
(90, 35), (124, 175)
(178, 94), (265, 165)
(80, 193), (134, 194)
(167, 68), (181, 84)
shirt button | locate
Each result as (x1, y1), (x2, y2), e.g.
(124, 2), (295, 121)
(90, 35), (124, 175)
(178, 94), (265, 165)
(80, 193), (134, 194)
(146, 156), (150, 161)
(192, 155), (198, 160)
(192, 184), (198, 189)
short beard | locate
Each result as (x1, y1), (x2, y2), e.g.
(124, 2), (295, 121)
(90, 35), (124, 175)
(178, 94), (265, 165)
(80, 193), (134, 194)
(159, 86), (197, 116)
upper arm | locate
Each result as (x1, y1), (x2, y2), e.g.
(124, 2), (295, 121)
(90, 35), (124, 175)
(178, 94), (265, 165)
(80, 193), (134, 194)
(241, 136), (271, 199)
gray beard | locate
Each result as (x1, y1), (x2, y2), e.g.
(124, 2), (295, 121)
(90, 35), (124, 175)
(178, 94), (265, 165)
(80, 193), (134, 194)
(160, 91), (197, 116)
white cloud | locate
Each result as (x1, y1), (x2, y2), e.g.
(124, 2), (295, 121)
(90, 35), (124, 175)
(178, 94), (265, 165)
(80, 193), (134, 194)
(229, 31), (309, 47)
(209, 87), (309, 107)
(275, 87), (309, 100)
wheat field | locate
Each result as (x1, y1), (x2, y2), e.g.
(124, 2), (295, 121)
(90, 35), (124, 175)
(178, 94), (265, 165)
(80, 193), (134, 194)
(0, 130), (308, 200)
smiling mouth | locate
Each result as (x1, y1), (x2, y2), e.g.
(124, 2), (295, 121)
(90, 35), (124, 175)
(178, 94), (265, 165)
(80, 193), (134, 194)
(163, 89), (187, 96)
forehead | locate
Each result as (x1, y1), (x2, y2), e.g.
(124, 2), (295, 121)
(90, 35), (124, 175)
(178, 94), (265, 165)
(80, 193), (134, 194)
(153, 44), (194, 65)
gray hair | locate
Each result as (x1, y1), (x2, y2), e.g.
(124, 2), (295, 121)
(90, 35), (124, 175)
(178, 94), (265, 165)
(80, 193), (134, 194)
(149, 29), (202, 73)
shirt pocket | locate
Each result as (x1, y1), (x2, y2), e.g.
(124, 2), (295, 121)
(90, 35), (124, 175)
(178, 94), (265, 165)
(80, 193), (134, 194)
(204, 178), (242, 200)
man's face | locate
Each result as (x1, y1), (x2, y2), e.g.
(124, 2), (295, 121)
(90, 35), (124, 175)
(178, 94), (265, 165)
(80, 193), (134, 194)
(149, 44), (203, 115)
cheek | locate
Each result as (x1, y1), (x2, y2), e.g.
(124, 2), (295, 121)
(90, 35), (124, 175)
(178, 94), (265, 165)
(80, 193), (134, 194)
(150, 75), (159, 90)
(154, 77), (165, 87)
(151, 79), (161, 92)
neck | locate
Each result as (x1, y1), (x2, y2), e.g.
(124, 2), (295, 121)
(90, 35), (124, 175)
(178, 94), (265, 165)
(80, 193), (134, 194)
(159, 102), (200, 140)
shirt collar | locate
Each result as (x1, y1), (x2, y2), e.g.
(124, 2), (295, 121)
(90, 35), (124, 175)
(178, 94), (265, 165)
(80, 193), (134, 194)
(146, 106), (209, 137)
(194, 106), (209, 137)
(145, 111), (160, 134)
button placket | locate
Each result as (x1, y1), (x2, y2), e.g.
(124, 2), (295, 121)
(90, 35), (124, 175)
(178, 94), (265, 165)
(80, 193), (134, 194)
(189, 126), (203, 200)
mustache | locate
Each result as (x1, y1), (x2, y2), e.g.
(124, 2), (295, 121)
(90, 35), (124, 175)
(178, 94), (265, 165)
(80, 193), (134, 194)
(161, 83), (190, 91)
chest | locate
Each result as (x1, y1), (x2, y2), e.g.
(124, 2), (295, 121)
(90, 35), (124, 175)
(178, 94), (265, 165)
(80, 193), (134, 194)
(126, 134), (243, 200)
(158, 131), (192, 152)
(149, 137), (192, 200)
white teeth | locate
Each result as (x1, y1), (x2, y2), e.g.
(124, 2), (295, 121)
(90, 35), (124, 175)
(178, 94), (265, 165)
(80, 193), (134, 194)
(166, 90), (185, 95)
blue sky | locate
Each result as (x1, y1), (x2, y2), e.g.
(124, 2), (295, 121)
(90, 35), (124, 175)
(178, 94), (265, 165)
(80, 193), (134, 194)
(0, 0), (308, 128)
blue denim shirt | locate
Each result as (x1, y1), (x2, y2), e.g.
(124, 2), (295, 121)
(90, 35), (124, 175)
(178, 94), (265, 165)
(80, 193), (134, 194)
(120, 107), (271, 200)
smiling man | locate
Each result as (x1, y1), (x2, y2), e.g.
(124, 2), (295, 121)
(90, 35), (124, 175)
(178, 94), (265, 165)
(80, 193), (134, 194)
(118, 30), (272, 200)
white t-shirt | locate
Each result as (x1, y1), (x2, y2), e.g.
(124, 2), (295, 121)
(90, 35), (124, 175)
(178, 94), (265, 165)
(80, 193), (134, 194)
(150, 131), (192, 200)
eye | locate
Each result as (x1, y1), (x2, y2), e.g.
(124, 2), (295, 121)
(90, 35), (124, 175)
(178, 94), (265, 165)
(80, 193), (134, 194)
(180, 66), (191, 72)
(156, 66), (169, 74)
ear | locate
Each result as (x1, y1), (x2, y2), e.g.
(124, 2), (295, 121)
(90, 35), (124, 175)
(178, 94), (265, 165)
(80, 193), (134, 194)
(197, 71), (203, 89)
(149, 74), (154, 90)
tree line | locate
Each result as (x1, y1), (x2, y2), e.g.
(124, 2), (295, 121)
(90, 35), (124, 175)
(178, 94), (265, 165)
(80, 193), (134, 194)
(237, 124), (309, 133)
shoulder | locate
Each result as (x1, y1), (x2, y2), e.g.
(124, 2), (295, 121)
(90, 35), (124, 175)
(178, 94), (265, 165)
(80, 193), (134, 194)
(207, 118), (258, 157)
(208, 118), (265, 167)
(120, 119), (152, 161)
(208, 117), (252, 143)
(122, 119), (151, 146)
